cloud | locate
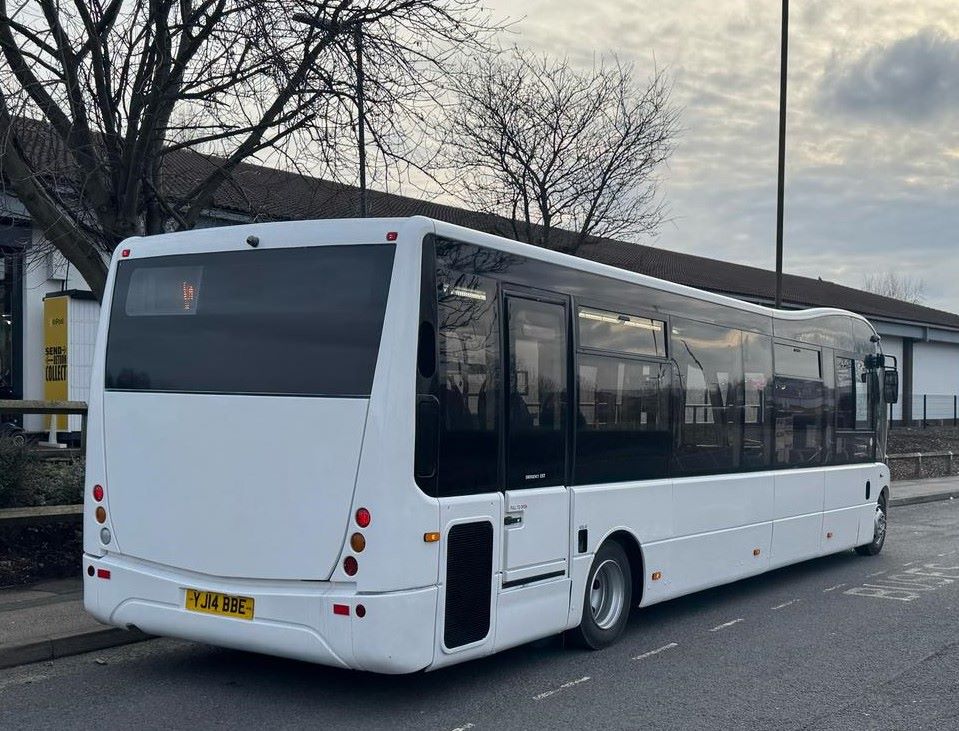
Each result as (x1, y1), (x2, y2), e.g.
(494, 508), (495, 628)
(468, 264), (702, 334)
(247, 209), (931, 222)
(820, 30), (959, 122)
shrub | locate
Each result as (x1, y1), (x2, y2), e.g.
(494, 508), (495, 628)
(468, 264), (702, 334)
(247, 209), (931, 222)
(0, 438), (85, 585)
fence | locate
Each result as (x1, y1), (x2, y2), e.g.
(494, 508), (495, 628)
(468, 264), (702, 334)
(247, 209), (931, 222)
(892, 394), (959, 428)
(0, 399), (89, 448)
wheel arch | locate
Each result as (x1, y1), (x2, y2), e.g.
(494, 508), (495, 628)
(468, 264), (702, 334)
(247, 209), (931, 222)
(602, 529), (646, 608)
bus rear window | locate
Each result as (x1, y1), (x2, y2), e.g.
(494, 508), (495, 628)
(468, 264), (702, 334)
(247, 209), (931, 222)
(106, 244), (395, 396)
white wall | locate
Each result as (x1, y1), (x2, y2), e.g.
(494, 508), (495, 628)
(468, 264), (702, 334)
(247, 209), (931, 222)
(913, 340), (959, 421)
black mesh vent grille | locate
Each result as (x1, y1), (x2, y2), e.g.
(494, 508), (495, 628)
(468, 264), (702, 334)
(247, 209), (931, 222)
(444, 521), (493, 649)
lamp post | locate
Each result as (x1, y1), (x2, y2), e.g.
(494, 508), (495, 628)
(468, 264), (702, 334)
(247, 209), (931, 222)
(294, 14), (368, 217)
(774, 0), (788, 309)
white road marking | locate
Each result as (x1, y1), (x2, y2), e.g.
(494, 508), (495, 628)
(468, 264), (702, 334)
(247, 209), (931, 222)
(709, 618), (744, 632)
(866, 570), (887, 577)
(533, 676), (591, 701)
(823, 583), (846, 592)
(632, 642), (678, 661)
(771, 599), (799, 610)
(450, 724), (475, 731)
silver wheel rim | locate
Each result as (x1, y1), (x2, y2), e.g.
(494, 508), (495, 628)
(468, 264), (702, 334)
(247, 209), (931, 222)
(874, 502), (887, 545)
(589, 559), (626, 630)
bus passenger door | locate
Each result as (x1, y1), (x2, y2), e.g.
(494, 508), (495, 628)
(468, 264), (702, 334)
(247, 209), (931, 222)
(496, 291), (572, 650)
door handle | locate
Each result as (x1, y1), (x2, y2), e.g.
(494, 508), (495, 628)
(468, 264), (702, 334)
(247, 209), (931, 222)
(504, 515), (523, 526)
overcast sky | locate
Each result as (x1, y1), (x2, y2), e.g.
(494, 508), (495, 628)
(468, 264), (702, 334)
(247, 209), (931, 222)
(482, 0), (959, 314)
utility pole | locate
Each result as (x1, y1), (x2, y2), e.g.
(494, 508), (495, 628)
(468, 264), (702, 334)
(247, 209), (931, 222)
(294, 14), (368, 217)
(775, 0), (788, 309)
(354, 22), (367, 218)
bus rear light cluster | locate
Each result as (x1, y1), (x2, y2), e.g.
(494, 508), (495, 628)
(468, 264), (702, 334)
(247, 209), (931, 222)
(342, 507), (371, 576)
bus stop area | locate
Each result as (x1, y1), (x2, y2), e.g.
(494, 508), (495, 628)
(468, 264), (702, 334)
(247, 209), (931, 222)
(1, 474), (958, 671)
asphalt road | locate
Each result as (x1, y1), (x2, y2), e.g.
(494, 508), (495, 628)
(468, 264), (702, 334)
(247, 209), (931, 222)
(3, 500), (959, 730)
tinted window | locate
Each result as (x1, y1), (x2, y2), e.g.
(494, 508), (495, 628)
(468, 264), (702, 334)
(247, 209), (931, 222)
(672, 319), (743, 475)
(506, 297), (567, 488)
(836, 357), (874, 433)
(436, 269), (501, 496)
(775, 343), (821, 379)
(576, 355), (671, 483)
(836, 357), (855, 430)
(106, 246), (394, 396)
(578, 306), (666, 357)
(775, 378), (824, 466)
(743, 333), (773, 469)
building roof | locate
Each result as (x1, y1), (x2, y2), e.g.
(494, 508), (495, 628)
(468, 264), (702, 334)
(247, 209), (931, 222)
(10, 117), (959, 332)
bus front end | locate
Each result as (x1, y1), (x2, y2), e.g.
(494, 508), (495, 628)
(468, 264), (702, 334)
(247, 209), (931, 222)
(83, 217), (440, 673)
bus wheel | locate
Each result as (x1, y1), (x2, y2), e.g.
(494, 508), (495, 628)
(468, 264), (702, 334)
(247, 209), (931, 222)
(855, 493), (888, 556)
(569, 540), (632, 650)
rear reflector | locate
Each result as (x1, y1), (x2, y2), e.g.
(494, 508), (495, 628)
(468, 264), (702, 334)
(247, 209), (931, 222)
(386, 231), (398, 241)
(333, 603), (350, 616)
(121, 249), (130, 257)
(97, 568), (111, 580)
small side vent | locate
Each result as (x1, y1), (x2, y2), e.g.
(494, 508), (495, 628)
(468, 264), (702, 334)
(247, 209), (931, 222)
(444, 521), (493, 649)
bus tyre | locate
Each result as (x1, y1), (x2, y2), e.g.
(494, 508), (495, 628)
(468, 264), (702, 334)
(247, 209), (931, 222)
(570, 541), (632, 650)
(855, 493), (887, 556)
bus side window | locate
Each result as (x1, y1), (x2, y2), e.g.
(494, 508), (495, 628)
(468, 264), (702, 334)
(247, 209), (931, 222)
(575, 355), (671, 484)
(671, 319), (744, 476)
(773, 343), (824, 467)
(435, 270), (501, 496)
(742, 333), (773, 469)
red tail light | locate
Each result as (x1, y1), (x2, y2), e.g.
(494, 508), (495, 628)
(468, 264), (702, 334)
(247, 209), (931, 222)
(93, 484), (104, 502)
(355, 508), (371, 528)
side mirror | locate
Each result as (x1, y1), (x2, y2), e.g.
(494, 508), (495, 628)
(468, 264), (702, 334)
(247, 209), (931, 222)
(883, 370), (899, 404)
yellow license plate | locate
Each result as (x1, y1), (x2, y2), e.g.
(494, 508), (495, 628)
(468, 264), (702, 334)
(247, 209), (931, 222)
(185, 589), (254, 620)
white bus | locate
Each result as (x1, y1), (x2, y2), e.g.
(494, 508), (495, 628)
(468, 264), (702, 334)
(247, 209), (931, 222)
(84, 217), (897, 673)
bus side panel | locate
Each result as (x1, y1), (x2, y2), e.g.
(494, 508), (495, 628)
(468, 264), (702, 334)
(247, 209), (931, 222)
(569, 480), (671, 612)
(83, 246), (124, 558)
(823, 463), (881, 553)
(771, 470), (825, 567)
(338, 220), (442, 594)
(672, 473), (775, 537)
(428, 494), (502, 671)
(641, 522), (772, 603)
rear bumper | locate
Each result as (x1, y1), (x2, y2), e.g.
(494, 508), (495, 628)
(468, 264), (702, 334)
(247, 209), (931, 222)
(83, 553), (437, 674)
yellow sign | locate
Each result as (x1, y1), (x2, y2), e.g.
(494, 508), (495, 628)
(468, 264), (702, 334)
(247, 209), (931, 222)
(43, 296), (68, 429)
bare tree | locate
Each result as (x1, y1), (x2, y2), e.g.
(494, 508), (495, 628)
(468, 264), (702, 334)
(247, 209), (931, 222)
(0, 0), (498, 300)
(862, 272), (927, 304)
(442, 48), (677, 253)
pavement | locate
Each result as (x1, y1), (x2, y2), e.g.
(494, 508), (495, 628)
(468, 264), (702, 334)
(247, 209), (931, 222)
(0, 473), (957, 676)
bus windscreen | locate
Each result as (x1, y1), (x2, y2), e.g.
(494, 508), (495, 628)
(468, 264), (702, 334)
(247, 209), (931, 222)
(105, 244), (395, 396)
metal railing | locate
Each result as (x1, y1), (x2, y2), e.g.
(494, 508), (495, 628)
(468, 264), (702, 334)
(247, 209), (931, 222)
(890, 394), (959, 428)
